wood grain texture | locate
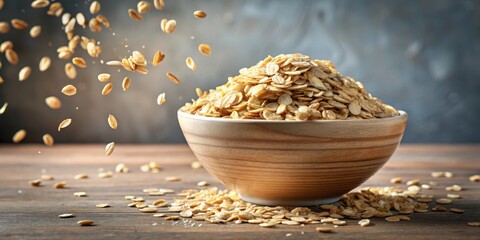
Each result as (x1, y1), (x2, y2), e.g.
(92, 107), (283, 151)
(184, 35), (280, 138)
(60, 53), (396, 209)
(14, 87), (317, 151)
(178, 111), (408, 205)
(0, 144), (479, 240)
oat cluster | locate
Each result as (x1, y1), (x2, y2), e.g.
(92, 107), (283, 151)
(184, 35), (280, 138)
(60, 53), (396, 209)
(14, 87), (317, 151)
(182, 53), (399, 120)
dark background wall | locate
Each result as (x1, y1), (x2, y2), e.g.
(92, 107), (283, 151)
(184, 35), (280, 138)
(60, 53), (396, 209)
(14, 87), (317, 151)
(0, 0), (479, 143)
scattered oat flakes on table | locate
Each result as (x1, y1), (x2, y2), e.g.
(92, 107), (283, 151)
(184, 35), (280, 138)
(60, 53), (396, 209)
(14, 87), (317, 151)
(58, 213), (74, 218)
(73, 192), (87, 197)
(77, 220), (94, 226)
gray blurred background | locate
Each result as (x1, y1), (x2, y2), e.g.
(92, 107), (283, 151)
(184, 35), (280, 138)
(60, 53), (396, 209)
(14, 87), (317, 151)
(0, 0), (479, 143)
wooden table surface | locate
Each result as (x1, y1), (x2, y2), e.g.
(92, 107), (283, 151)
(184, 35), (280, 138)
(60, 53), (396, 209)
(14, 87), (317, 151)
(0, 144), (479, 240)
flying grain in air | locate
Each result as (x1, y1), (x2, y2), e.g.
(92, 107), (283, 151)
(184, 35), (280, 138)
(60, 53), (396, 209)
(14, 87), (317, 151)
(45, 96), (61, 109)
(165, 20), (176, 33)
(153, 0), (164, 10)
(31, 0), (50, 8)
(102, 83), (113, 95)
(137, 1), (151, 14)
(193, 10), (207, 18)
(198, 44), (211, 56)
(160, 19), (167, 32)
(39, 56), (51, 71)
(58, 118), (72, 131)
(12, 129), (26, 143)
(90, 1), (100, 14)
(6, 49), (19, 65)
(0, 40), (13, 52)
(42, 134), (54, 146)
(64, 63), (77, 79)
(0, 21), (9, 34)
(72, 57), (86, 68)
(106, 60), (122, 66)
(128, 9), (142, 21)
(157, 93), (166, 106)
(152, 51), (165, 66)
(76, 13), (86, 28)
(105, 142), (115, 156)
(18, 66), (32, 81)
(61, 85), (77, 96)
(108, 114), (118, 129)
(0, 102), (7, 114)
(29, 25), (41, 38)
(122, 77), (130, 91)
(166, 72), (180, 84)
(186, 57), (196, 71)
(97, 73), (111, 82)
(132, 51), (146, 66)
(11, 18), (28, 30)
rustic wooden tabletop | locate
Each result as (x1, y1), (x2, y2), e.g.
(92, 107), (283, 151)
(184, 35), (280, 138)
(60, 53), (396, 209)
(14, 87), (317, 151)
(0, 144), (479, 240)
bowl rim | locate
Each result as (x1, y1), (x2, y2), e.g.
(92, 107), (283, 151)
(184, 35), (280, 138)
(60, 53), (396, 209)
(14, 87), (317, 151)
(178, 109), (407, 123)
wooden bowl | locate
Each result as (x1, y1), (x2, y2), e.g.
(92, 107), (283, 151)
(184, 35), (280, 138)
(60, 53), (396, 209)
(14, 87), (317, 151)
(178, 110), (408, 206)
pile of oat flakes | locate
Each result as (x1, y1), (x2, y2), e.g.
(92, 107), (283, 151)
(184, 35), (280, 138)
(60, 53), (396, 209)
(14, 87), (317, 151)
(182, 53), (399, 120)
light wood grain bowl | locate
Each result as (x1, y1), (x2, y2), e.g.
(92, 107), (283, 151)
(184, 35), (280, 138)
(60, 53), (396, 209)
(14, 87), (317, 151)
(178, 110), (408, 206)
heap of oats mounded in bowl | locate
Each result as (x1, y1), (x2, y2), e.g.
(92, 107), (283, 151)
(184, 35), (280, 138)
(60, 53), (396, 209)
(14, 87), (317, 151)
(181, 53), (399, 120)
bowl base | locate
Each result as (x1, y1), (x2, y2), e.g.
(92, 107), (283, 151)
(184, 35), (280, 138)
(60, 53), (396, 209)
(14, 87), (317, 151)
(238, 194), (341, 207)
